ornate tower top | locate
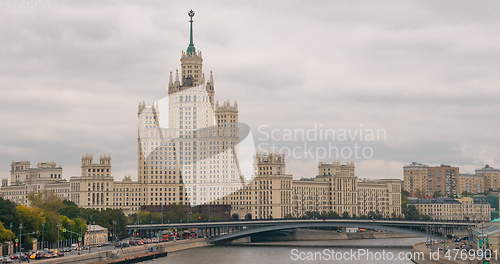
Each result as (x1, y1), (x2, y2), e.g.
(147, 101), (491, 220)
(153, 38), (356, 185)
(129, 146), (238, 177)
(186, 10), (196, 55)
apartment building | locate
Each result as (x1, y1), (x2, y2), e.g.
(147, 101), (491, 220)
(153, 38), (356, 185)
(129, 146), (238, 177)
(410, 197), (491, 221)
(404, 162), (498, 196)
(476, 165), (500, 191)
(403, 162), (429, 196)
(457, 173), (485, 194)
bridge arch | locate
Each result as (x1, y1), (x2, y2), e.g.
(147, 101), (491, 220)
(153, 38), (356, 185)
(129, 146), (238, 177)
(211, 222), (433, 244)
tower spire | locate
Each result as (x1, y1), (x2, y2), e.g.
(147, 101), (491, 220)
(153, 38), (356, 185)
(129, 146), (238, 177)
(186, 10), (196, 55)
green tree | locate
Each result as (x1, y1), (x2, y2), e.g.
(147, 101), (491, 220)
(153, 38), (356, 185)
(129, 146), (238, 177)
(16, 205), (45, 249)
(28, 191), (65, 212)
(342, 211), (350, 219)
(58, 200), (82, 219)
(403, 204), (420, 220)
(84, 209), (127, 239)
(164, 205), (188, 222)
(432, 191), (442, 198)
(0, 222), (15, 242)
(0, 198), (20, 231)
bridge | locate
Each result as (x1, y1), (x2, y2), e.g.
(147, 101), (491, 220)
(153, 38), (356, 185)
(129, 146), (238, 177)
(126, 219), (477, 244)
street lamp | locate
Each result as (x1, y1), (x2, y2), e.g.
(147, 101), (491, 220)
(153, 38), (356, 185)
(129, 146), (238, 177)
(41, 222), (45, 249)
(19, 223), (23, 253)
(57, 223), (61, 249)
(112, 220), (117, 242)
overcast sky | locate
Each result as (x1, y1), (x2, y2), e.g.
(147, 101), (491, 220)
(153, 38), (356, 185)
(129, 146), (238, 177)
(1, 0), (499, 181)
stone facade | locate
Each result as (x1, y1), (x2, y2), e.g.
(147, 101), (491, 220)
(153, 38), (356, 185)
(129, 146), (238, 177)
(404, 162), (499, 196)
(0, 161), (69, 205)
(403, 162), (429, 196)
(227, 155), (401, 219)
(410, 197), (491, 221)
(457, 173), (485, 194)
(476, 165), (500, 191)
(84, 225), (108, 246)
(70, 155), (144, 214)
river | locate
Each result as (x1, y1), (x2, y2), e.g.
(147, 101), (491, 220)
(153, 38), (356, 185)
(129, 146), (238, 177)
(143, 237), (425, 264)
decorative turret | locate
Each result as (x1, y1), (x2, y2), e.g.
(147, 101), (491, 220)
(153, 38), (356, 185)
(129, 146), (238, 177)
(99, 154), (111, 165)
(215, 100), (238, 137)
(81, 154), (112, 177)
(81, 154), (93, 166)
(206, 70), (214, 92)
(215, 100), (238, 113)
(255, 153), (286, 176)
(138, 101), (146, 115)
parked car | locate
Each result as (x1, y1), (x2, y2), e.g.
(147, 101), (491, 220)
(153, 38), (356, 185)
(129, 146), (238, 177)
(1, 256), (13, 263)
(62, 247), (72, 252)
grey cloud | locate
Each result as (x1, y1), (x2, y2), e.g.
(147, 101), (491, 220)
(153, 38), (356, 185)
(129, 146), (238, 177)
(0, 0), (499, 180)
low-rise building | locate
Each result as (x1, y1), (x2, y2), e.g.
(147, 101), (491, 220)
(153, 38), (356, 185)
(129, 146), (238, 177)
(0, 161), (70, 205)
(84, 225), (108, 246)
(70, 155), (144, 214)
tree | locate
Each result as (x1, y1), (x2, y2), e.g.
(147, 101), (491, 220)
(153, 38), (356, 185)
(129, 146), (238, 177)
(0, 222), (15, 242)
(432, 191), (443, 198)
(403, 204), (420, 220)
(244, 213), (252, 220)
(94, 209), (127, 239)
(0, 198), (20, 230)
(16, 205), (45, 250)
(16, 205), (44, 234)
(28, 191), (65, 212)
(163, 205), (189, 222)
(58, 200), (82, 219)
(342, 211), (350, 219)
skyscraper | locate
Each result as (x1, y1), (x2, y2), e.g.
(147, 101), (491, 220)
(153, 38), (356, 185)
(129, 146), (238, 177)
(137, 10), (244, 207)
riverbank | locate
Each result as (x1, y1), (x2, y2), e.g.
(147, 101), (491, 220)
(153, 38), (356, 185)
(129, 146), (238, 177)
(411, 242), (487, 264)
(34, 239), (211, 264)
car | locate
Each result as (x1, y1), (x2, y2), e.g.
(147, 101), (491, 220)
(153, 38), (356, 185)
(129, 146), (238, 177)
(42, 252), (53, 259)
(1, 256), (13, 263)
(35, 251), (45, 259)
